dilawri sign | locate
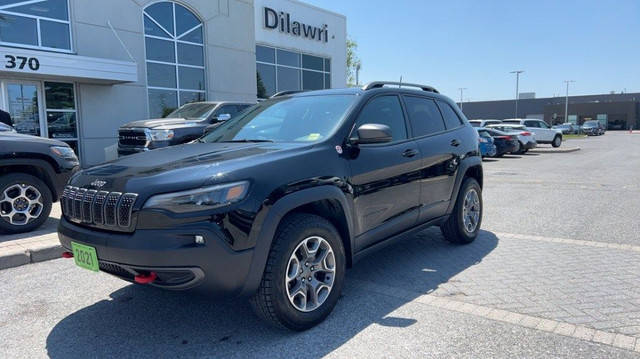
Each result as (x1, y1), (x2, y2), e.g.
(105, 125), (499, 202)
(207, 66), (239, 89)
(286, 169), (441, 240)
(263, 7), (329, 43)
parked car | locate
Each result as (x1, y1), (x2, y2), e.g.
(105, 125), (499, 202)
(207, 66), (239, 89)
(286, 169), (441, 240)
(581, 120), (605, 136)
(58, 81), (484, 331)
(486, 124), (537, 154)
(501, 119), (563, 147)
(469, 119), (502, 127)
(476, 129), (497, 158)
(477, 127), (520, 157)
(552, 123), (576, 135)
(0, 132), (79, 233)
(117, 101), (254, 156)
(0, 123), (16, 132)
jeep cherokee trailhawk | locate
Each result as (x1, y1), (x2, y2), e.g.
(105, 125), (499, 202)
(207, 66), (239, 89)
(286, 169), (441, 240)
(58, 82), (483, 331)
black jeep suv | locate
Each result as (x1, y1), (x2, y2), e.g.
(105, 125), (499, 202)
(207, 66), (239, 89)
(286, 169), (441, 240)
(58, 82), (483, 330)
(1, 133), (79, 233)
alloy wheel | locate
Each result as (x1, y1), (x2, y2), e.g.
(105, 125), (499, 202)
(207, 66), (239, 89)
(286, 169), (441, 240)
(0, 183), (44, 226)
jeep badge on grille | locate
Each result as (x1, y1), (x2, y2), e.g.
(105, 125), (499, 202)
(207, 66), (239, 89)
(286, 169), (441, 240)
(91, 179), (107, 188)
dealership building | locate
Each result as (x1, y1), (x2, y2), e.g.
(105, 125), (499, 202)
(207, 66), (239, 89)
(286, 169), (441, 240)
(0, 0), (346, 167)
(461, 92), (640, 131)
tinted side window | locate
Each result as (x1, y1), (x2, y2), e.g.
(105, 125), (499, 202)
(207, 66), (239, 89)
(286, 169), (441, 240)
(436, 101), (463, 130)
(524, 120), (539, 128)
(216, 105), (239, 116)
(403, 96), (445, 137)
(354, 95), (408, 142)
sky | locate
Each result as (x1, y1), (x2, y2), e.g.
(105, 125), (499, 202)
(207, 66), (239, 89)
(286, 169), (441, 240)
(302, 0), (640, 102)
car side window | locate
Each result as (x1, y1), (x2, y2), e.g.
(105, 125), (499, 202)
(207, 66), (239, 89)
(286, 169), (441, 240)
(436, 101), (463, 130)
(353, 95), (408, 142)
(216, 105), (239, 117)
(524, 120), (539, 128)
(402, 95), (445, 137)
(539, 121), (550, 129)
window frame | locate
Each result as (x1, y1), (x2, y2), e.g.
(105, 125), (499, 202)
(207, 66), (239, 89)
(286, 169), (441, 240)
(143, 1), (206, 119)
(0, 0), (73, 53)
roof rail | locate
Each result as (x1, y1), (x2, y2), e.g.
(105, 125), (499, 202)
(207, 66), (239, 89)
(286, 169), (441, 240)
(269, 90), (306, 98)
(362, 81), (439, 94)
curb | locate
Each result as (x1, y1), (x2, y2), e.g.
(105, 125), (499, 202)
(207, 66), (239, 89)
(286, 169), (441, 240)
(528, 146), (580, 154)
(0, 241), (62, 270)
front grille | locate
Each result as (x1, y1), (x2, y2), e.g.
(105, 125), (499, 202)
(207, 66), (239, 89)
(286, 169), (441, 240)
(62, 186), (138, 232)
(118, 129), (148, 146)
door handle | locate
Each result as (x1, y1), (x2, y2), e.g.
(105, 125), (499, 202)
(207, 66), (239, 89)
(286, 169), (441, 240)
(403, 149), (419, 157)
(450, 139), (461, 147)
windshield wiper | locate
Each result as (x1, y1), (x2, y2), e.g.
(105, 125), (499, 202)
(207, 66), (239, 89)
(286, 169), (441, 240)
(221, 139), (274, 143)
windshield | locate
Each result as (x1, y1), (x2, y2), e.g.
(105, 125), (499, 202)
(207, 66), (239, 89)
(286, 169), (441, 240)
(584, 120), (598, 126)
(201, 95), (357, 143)
(166, 103), (217, 120)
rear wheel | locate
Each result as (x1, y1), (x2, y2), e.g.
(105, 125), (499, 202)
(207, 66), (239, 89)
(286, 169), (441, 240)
(0, 173), (52, 234)
(441, 177), (482, 244)
(250, 214), (346, 331)
(552, 135), (562, 148)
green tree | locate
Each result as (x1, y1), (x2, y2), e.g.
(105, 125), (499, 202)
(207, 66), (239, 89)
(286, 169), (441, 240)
(346, 35), (362, 87)
(257, 72), (267, 99)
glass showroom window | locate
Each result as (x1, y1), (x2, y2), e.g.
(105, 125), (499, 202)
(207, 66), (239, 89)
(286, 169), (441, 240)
(45, 81), (79, 155)
(256, 45), (331, 99)
(144, 2), (205, 119)
(0, 0), (71, 51)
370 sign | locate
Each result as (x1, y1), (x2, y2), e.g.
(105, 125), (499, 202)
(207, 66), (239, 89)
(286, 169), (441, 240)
(4, 55), (40, 71)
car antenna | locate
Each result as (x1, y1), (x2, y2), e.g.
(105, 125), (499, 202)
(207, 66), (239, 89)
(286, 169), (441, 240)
(399, 76), (403, 88)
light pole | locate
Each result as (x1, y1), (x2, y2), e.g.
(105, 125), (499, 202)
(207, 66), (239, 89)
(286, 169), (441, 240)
(564, 80), (575, 125)
(458, 88), (467, 111)
(510, 70), (524, 118)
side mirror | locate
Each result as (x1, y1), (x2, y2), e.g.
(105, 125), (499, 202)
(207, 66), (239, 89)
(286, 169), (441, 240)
(216, 113), (231, 122)
(351, 124), (392, 145)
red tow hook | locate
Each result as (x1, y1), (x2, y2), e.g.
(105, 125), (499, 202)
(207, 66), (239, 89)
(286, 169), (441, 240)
(134, 272), (157, 284)
(62, 251), (74, 258)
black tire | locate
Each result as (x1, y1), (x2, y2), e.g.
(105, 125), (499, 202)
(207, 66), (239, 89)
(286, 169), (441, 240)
(250, 214), (346, 331)
(552, 135), (562, 148)
(517, 141), (526, 154)
(0, 173), (52, 234)
(440, 177), (482, 244)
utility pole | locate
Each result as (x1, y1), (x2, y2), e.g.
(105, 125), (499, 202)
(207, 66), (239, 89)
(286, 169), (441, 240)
(458, 88), (467, 111)
(510, 70), (524, 118)
(564, 80), (575, 125)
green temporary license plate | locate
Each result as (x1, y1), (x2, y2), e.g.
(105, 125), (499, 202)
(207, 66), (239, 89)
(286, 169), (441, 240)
(71, 242), (99, 272)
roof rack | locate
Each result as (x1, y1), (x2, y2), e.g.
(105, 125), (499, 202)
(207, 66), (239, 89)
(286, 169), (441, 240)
(269, 90), (306, 98)
(362, 81), (439, 94)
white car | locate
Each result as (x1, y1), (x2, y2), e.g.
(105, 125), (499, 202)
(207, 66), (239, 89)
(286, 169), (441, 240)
(501, 119), (562, 147)
(469, 119), (502, 128)
(486, 124), (537, 154)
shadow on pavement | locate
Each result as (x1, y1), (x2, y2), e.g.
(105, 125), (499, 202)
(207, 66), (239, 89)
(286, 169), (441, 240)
(0, 216), (60, 244)
(46, 228), (498, 358)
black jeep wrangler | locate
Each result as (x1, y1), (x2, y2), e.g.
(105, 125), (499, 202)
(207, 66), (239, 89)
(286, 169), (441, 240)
(58, 82), (483, 330)
(0, 133), (79, 233)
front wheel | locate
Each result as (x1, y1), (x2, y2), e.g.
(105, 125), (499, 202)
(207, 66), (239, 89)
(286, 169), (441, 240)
(552, 135), (562, 148)
(250, 214), (346, 331)
(441, 177), (482, 244)
(0, 173), (52, 234)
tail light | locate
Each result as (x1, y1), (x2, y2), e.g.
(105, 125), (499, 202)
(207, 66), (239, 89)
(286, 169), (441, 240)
(496, 136), (511, 140)
(478, 138), (488, 143)
(521, 131), (532, 136)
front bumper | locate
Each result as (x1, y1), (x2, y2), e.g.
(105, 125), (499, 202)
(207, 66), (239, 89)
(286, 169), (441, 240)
(58, 217), (255, 298)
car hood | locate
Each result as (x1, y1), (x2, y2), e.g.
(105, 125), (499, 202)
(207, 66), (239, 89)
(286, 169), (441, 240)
(120, 118), (204, 130)
(70, 141), (312, 196)
(0, 132), (70, 146)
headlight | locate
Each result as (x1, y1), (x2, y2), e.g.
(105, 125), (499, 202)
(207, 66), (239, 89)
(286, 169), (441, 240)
(50, 145), (79, 164)
(143, 181), (249, 213)
(147, 129), (174, 141)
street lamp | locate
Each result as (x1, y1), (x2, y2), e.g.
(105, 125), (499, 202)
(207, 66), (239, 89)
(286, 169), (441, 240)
(458, 88), (467, 111)
(564, 80), (575, 125)
(510, 70), (524, 118)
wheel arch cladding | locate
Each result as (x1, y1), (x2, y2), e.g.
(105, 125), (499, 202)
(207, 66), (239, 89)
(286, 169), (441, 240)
(239, 185), (354, 297)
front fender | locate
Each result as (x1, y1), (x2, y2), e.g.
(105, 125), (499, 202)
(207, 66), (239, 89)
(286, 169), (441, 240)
(238, 185), (354, 297)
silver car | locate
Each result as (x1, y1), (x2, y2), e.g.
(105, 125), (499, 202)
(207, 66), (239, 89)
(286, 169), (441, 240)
(486, 124), (537, 154)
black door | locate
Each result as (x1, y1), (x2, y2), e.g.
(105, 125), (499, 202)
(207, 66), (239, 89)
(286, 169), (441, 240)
(347, 95), (422, 252)
(403, 96), (464, 223)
